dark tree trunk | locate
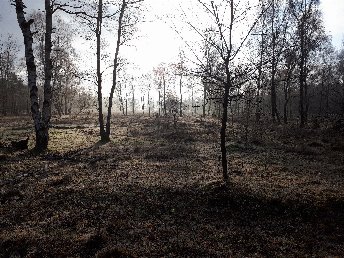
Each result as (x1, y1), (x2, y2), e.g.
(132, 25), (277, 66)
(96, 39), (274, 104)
(15, 0), (53, 152)
(64, 93), (68, 115)
(299, 59), (306, 127)
(148, 90), (151, 117)
(298, 13), (309, 128)
(283, 71), (292, 124)
(125, 97), (128, 116)
(256, 34), (264, 123)
(163, 75), (166, 116)
(96, 0), (108, 142)
(180, 74), (183, 117)
(105, 0), (126, 140)
(270, 0), (280, 124)
(191, 85), (194, 115)
(203, 82), (206, 117)
(283, 81), (289, 124)
(220, 77), (230, 182)
(39, 0), (53, 151)
(158, 90), (161, 116)
(132, 88), (135, 114)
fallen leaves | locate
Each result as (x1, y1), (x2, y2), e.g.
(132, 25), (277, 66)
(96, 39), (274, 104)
(1, 115), (344, 257)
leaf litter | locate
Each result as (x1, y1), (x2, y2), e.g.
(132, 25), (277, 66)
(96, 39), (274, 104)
(1, 115), (344, 257)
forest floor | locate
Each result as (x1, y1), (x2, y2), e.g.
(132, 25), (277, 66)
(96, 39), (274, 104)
(1, 114), (344, 257)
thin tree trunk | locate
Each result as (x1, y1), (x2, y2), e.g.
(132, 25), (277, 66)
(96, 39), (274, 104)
(203, 82), (206, 117)
(163, 75), (166, 116)
(283, 81), (289, 124)
(148, 89), (150, 117)
(283, 67), (293, 124)
(256, 3), (265, 123)
(256, 35), (263, 123)
(180, 74), (183, 117)
(270, 0), (280, 124)
(4, 52), (11, 116)
(208, 98), (211, 116)
(342, 83), (344, 115)
(96, 0), (107, 142)
(132, 86), (135, 114)
(220, 78), (230, 182)
(105, 0), (126, 140)
(299, 13), (307, 128)
(125, 95), (128, 116)
(158, 90), (161, 116)
(305, 65), (309, 123)
(191, 85), (194, 116)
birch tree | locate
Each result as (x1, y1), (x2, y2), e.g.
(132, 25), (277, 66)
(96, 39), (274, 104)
(13, 0), (54, 152)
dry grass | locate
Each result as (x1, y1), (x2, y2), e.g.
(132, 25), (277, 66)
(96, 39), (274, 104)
(1, 115), (344, 257)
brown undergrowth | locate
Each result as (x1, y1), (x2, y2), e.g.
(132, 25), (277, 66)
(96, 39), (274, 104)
(1, 115), (343, 257)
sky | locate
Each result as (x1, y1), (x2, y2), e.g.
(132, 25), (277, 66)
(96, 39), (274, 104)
(0, 0), (343, 93)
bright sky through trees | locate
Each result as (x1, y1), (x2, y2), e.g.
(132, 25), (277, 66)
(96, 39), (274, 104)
(0, 0), (343, 94)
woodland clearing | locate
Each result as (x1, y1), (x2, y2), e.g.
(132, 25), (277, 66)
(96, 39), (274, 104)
(1, 115), (344, 257)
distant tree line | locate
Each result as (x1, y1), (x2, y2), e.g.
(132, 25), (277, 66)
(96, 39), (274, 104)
(0, 12), (95, 118)
(196, 0), (344, 127)
(9, 0), (344, 181)
(0, 35), (29, 116)
(173, 0), (344, 180)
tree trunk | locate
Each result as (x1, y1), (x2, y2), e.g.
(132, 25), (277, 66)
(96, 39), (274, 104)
(36, 127), (49, 150)
(304, 67), (309, 123)
(4, 52), (10, 116)
(256, 38), (263, 123)
(220, 78), (230, 182)
(203, 82), (206, 117)
(15, 0), (39, 126)
(15, 0), (53, 152)
(39, 0), (53, 151)
(283, 103), (288, 124)
(132, 88), (135, 114)
(105, 0), (126, 140)
(298, 14), (307, 128)
(158, 90), (161, 116)
(180, 74), (183, 117)
(299, 67), (305, 127)
(64, 93), (68, 115)
(125, 96), (128, 116)
(208, 98), (211, 116)
(283, 80), (289, 124)
(270, 0), (280, 124)
(191, 85), (194, 115)
(342, 82), (344, 116)
(96, 0), (107, 142)
(163, 75), (166, 116)
(148, 89), (151, 117)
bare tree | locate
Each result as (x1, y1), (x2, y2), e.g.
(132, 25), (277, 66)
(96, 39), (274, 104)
(288, 0), (325, 127)
(105, 0), (129, 140)
(0, 34), (20, 116)
(188, 0), (267, 182)
(70, 0), (143, 142)
(281, 48), (297, 124)
(13, 0), (54, 152)
(172, 50), (187, 117)
(269, 0), (280, 123)
(154, 64), (170, 117)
